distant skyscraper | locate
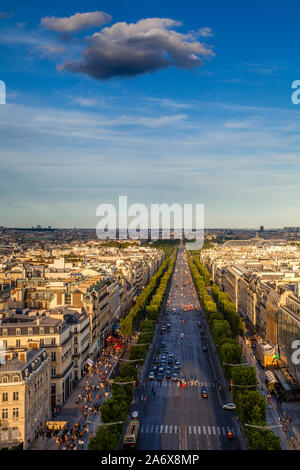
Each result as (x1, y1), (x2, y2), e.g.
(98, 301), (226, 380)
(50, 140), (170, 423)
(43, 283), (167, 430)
(260, 226), (264, 232)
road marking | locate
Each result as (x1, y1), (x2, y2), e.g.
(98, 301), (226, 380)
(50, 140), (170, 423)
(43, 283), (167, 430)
(217, 427), (221, 435)
(140, 425), (144, 433)
(150, 425), (154, 433)
(203, 426), (206, 434)
(174, 425), (178, 434)
(212, 426), (216, 435)
(198, 426), (201, 434)
(188, 425), (192, 434)
(222, 427), (226, 436)
(165, 425), (168, 433)
(145, 424), (149, 433)
(193, 426), (197, 434)
(207, 426), (211, 435)
(155, 425), (159, 434)
(160, 425), (164, 433)
(169, 425), (173, 434)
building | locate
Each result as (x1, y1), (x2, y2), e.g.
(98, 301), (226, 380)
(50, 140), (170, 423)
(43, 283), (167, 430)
(0, 315), (73, 409)
(0, 348), (51, 449)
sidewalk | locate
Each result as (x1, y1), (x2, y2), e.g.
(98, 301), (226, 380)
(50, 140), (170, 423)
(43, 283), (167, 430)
(242, 337), (298, 450)
(30, 349), (121, 450)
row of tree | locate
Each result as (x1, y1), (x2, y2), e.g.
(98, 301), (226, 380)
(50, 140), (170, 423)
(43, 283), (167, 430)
(187, 251), (281, 450)
(119, 247), (176, 338)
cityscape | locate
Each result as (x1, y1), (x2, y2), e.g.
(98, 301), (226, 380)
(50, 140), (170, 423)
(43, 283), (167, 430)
(1, 0), (300, 459)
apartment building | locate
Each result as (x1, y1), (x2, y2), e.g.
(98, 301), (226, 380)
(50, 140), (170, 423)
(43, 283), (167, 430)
(0, 315), (73, 409)
(0, 348), (51, 450)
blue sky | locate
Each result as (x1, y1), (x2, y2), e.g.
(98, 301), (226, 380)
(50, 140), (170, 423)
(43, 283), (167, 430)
(1, 0), (300, 228)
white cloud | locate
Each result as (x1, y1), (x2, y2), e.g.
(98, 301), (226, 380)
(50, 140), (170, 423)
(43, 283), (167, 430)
(41, 11), (112, 34)
(59, 17), (215, 80)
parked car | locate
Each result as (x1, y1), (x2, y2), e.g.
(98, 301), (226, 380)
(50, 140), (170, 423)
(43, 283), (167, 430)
(201, 387), (208, 398)
(223, 403), (236, 410)
(172, 373), (178, 381)
(148, 371), (155, 380)
(157, 372), (164, 381)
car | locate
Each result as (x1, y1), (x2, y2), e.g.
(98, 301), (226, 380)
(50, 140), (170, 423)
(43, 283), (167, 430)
(161, 342), (167, 348)
(202, 345), (208, 352)
(201, 387), (208, 398)
(148, 371), (155, 380)
(131, 411), (139, 419)
(168, 353), (175, 359)
(161, 354), (167, 360)
(151, 365), (158, 373)
(166, 324), (171, 332)
(227, 430), (233, 440)
(172, 373), (178, 381)
(175, 361), (181, 369)
(168, 357), (173, 365)
(160, 362), (166, 370)
(157, 372), (164, 381)
(153, 356), (159, 364)
(223, 403), (236, 410)
(174, 366), (179, 373)
(200, 329), (205, 336)
(165, 370), (171, 379)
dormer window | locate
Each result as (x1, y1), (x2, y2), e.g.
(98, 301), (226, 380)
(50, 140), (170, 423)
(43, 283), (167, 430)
(13, 375), (19, 383)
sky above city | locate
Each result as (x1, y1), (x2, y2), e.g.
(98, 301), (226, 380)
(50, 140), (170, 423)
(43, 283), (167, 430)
(1, 0), (300, 229)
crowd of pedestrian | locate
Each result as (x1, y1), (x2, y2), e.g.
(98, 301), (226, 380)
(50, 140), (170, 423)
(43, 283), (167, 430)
(36, 341), (121, 450)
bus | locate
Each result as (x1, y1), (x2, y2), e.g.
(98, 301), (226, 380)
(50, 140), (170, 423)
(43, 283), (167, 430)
(123, 419), (139, 449)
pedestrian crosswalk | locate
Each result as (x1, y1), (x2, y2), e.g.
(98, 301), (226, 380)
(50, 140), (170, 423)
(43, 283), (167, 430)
(148, 380), (216, 387)
(139, 423), (234, 436)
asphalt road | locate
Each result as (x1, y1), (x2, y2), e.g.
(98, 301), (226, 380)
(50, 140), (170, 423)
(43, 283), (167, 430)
(133, 246), (243, 450)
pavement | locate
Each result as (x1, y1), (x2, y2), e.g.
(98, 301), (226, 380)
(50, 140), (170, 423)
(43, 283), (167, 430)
(241, 337), (300, 450)
(30, 352), (120, 450)
(132, 246), (244, 450)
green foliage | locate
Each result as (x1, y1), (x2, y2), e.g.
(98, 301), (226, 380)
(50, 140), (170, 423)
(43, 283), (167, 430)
(88, 423), (123, 450)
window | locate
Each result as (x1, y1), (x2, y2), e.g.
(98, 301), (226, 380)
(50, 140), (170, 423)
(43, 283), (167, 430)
(12, 408), (19, 419)
(51, 338), (56, 346)
(51, 367), (56, 377)
(51, 352), (56, 362)
(28, 328), (33, 335)
(2, 408), (8, 419)
(11, 427), (19, 439)
(2, 376), (8, 383)
(13, 375), (19, 383)
(40, 338), (44, 347)
(74, 348), (78, 355)
(74, 336), (78, 344)
(16, 328), (21, 336)
(16, 339), (20, 347)
(39, 327), (44, 335)
(2, 393), (8, 402)
(2, 329), (8, 336)
(50, 327), (54, 334)
(13, 392), (19, 401)
(1, 429), (9, 441)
